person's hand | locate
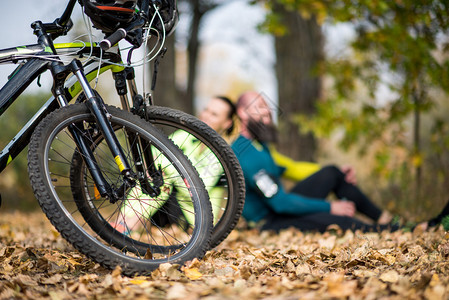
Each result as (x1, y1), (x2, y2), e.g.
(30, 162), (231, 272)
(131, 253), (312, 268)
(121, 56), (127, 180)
(341, 165), (357, 185)
(330, 200), (356, 217)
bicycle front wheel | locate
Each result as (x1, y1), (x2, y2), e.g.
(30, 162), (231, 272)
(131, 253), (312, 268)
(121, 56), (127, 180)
(28, 104), (212, 276)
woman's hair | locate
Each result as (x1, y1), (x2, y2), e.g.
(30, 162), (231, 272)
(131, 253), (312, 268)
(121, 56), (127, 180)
(215, 96), (236, 135)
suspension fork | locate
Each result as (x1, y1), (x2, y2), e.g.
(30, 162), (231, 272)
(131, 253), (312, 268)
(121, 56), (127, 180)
(54, 60), (137, 201)
(113, 68), (163, 196)
(71, 60), (134, 173)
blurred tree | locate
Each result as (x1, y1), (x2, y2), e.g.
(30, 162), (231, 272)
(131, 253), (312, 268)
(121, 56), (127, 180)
(326, 1), (447, 196)
(151, 0), (224, 114)
(184, 0), (221, 113)
(267, 1), (323, 161)
(152, 34), (182, 110)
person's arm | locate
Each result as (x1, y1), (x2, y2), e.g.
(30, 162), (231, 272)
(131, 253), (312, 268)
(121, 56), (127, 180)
(265, 190), (331, 215)
(255, 179), (354, 217)
(243, 164), (331, 216)
(170, 129), (224, 188)
(233, 136), (329, 217)
(270, 146), (320, 181)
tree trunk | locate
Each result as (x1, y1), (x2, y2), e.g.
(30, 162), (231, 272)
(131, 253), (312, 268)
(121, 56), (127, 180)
(412, 82), (422, 201)
(184, 0), (203, 115)
(151, 0), (220, 115)
(151, 34), (188, 112)
(183, 0), (219, 114)
(273, 5), (323, 162)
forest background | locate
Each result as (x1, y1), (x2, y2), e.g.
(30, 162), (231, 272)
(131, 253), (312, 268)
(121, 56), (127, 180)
(1, 0), (449, 224)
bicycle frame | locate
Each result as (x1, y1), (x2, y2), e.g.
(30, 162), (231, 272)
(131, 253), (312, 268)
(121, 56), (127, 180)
(0, 47), (55, 171)
(0, 43), (123, 172)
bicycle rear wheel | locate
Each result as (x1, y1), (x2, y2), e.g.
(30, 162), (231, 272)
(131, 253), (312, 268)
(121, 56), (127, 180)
(28, 104), (212, 276)
(142, 106), (245, 249)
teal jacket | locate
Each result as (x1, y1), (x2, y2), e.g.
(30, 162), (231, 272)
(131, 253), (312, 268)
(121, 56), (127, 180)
(231, 135), (330, 223)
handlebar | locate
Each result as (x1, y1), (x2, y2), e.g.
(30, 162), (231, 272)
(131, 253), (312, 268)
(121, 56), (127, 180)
(99, 14), (146, 51)
(59, 0), (77, 26)
(36, 0), (77, 39)
(99, 29), (127, 51)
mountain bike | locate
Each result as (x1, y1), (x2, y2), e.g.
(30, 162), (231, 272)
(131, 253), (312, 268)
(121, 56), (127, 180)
(47, 1), (246, 248)
(0, 0), (213, 275)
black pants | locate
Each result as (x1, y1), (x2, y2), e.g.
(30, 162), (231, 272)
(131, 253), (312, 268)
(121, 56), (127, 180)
(261, 166), (395, 233)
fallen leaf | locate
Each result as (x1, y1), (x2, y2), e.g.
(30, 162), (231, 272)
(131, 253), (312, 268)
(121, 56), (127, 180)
(159, 263), (182, 280)
(379, 270), (399, 283)
(40, 274), (63, 285)
(184, 267), (203, 280)
(319, 235), (336, 249)
(111, 266), (122, 278)
(166, 283), (188, 299)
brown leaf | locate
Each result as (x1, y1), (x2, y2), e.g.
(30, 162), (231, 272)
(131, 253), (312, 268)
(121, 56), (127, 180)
(166, 283), (188, 299)
(111, 265), (122, 278)
(323, 272), (357, 298)
(318, 235), (336, 250)
(214, 266), (235, 277)
(0, 247), (15, 260)
(79, 273), (98, 284)
(159, 263), (182, 280)
(236, 264), (252, 280)
(144, 248), (153, 259)
(379, 270), (400, 283)
(184, 258), (202, 269)
(424, 275), (446, 300)
(184, 267), (203, 280)
(13, 274), (38, 288)
(295, 263), (311, 276)
(437, 242), (449, 257)
(40, 274), (63, 285)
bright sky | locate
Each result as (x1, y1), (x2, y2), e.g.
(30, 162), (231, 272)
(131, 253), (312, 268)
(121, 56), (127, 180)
(0, 1), (84, 48)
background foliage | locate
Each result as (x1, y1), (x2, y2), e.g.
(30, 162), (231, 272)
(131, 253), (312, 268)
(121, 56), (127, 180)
(0, 92), (51, 211)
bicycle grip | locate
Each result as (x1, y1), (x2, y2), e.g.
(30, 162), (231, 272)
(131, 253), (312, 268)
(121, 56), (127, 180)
(100, 28), (127, 51)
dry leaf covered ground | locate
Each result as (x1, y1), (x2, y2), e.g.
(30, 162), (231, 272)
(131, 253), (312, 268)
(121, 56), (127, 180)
(1, 211), (449, 299)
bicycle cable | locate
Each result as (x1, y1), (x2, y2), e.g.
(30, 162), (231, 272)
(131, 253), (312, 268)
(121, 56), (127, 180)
(94, 47), (103, 89)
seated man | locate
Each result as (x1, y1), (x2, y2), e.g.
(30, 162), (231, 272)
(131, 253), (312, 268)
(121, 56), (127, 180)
(231, 91), (396, 232)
